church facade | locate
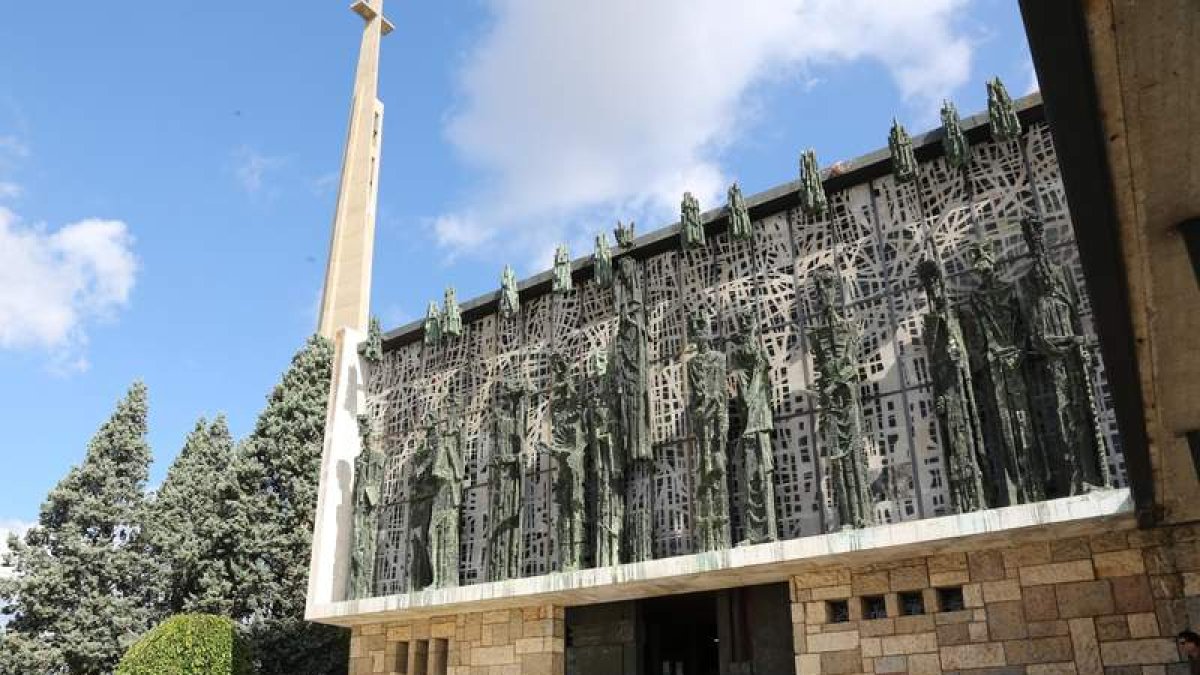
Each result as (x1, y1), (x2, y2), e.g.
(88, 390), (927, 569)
(304, 84), (1200, 674)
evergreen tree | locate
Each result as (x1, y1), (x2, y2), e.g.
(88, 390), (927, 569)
(219, 335), (348, 675)
(0, 383), (156, 675)
(143, 415), (235, 617)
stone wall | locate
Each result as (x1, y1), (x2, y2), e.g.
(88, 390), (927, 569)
(790, 523), (1200, 675)
(348, 604), (565, 675)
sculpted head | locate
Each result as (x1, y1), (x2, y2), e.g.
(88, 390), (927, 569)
(917, 259), (948, 310)
(967, 242), (996, 279)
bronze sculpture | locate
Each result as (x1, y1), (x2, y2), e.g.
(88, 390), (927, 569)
(728, 309), (777, 543)
(688, 311), (731, 551)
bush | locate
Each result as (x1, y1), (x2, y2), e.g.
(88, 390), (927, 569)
(117, 614), (253, 675)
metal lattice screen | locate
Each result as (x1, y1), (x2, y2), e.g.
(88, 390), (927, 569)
(362, 121), (1125, 596)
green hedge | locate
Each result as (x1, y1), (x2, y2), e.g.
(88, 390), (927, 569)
(117, 614), (253, 675)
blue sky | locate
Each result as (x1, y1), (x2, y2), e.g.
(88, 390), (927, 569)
(0, 1), (1035, 532)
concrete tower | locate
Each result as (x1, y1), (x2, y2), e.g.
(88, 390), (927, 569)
(317, 1), (393, 338)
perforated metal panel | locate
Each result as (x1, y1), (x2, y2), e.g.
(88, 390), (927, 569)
(362, 121), (1124, 596)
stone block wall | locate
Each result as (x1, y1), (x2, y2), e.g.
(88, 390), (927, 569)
(790, 523), (1200, 675)
(348, 604), (565, 675)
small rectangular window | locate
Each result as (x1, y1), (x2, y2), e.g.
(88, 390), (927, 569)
(862, 595), (888, 620)
(826, 599), (850, 624)
(899, 591), (925, 616)
(938, 586), (965, 612)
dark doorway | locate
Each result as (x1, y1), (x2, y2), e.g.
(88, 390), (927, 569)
(642, 591), (720, 675)
(565, 582), (791, 675)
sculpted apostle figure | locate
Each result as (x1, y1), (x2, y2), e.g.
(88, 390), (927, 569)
(688, 311), (731, 552)
(488, 376), (529, 581)
(808, 270), (874, 530)
(728, 308), (778, 544)
(585, 349), (624, 566)
(959, 242), (1046, 505)
(349, 414), (384, 598)
(917, 260), (988, 513)
(613, 256), (653, 561)
(1018, 215), (1109, 495)
(550, 352), (586, 571)
(408, 408), (464, 590)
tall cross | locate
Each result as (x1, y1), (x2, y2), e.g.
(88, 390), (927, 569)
(317, 1), (393, 339)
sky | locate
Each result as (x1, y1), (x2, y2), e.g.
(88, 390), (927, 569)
(0, 1), (1037, 538)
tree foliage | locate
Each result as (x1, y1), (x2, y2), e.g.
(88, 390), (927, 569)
(0, 383), (156, 675)
(116, 614), (252, 675)
(219, 335), (347, 675)
(142, 416), (235, 617)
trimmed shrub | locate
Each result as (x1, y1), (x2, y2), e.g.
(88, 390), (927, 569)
(117, 614), (253, 675)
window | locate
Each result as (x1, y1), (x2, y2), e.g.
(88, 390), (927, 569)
(827, 599), (850, 624)
(862, 595), (887, 620)
(899, 591), (925, 616)
(938, 586), (965, 612)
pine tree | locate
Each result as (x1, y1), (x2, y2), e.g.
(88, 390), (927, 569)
(0, 382), (156, 675)
(219, 335), (348, 675)
(142, 415), (235, 618)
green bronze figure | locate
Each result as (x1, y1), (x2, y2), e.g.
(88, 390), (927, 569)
(729, 309), (777, 544)
(594, 232), (614, 289)
(940, 100), (971, 170)
(585, 349), (624, 566)
(423, 301), (442, 346)
(348, 413), (384, 598)
(799, 149), (828, 217)
(614, 220), (636, 249)
(613, 256), (653, 561)
(888, 119), (918, 184)
(987, 77), (1022, 142)
(681, 191), (705, 249)
(443, 286), (462, 339)
(553, 245), (573, 293)
(409, 407), (464, 590)
(359, 316), (383, 362)
(500, 265), (520, 318)
(488, 376), (529, 581)
(960, 242), (1045, 505)
(917, 260), (988, 513)
(1019, 215), (1110, 495)
(728, 182), (752, 241)
(688, 311), (731, 552)
(808, 270), (874, 529)
(550, 352), (586, 571)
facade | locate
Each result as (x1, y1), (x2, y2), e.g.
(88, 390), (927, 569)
(305, 81), (1200, 673)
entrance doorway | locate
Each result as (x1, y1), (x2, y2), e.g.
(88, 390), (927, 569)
(565, 582), (792, 675)
(641, 591), (720, 675)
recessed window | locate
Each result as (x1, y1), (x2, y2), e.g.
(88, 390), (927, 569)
(862, 595), (888, 620)
(826, 599), (850, 624)
(899, 591), (925, 616)
(938, 586), (965, 612)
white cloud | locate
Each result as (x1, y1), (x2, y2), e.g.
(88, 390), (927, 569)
(0, 208), (137, 371)
(233, 146), (287, 195)
(0, 181), (21, 200)
(435, 0), (974, 267)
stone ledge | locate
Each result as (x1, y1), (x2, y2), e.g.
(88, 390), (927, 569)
(308, 489), (1133, 626)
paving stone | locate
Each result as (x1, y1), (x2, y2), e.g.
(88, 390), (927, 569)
(1027, 663), (1078, 675)
(937, 623), (970, 646)
(1004, 636), (1073, 665)
(1027, 620), (1070, 638)
(908, 652), (942, 675)
(1098, 638), (1180, 666)
(1111, 575), (1155, 613)
(1095, 615), (1130, 641)
(983, 579), (1023, 603)
(1021, 560), (1096, 587)
(1068, 618), (1103, 675)
(1057, 580), (1115, 618)
(1051, 538), (1092, 562)
(939, 643), (1005, 670)
(854, 571), (891, 596)
(929, 553), (968, 574)
(891, 566), (930, 591)
(1026, 585), (1061, 621)
(809, 630), (861, 653)
(988, 601), (1028, 640)
(822, 648), (863, 675)
(1088, 532), (1129, 553)
(875, 655), (907, 673)
(880, 631), (937, 655)
(1126, 612), (1159, 638)
(969, 551), (1007, 582)
(1094, 550), (1146, 578)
